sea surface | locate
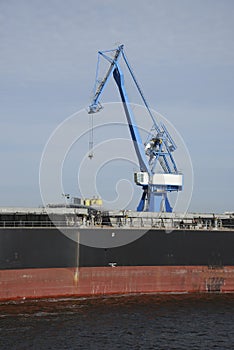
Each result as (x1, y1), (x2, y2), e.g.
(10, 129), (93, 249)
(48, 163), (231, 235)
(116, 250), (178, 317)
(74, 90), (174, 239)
(0, 294), (234, 349)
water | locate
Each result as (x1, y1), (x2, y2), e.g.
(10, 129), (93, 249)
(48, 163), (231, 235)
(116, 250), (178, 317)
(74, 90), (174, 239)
(0, 294), (234, 349)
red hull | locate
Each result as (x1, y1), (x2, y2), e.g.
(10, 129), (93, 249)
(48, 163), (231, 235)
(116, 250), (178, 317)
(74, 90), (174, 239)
(1, 266), (234, 301)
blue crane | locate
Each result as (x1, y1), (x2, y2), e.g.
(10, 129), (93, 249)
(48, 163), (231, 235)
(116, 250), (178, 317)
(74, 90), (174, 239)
(88, 45), (182, 212)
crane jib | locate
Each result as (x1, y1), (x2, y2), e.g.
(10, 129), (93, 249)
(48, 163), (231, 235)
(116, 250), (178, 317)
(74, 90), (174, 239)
(113, 67), (150, 174)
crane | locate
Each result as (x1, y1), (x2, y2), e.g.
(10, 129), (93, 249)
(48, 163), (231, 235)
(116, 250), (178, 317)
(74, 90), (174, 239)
(88, 45), (183, 212)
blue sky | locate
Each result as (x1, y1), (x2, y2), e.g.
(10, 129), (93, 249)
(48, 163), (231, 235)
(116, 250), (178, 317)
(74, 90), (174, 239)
(0, 0), (233, 213)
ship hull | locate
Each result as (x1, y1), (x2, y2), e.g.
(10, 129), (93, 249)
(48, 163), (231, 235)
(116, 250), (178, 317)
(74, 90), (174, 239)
(1, 266), (234, 301)
(1, 226), (234, 300)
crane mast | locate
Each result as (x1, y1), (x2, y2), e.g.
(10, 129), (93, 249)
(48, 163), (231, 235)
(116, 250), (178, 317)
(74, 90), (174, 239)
(88, 45), (183, 212)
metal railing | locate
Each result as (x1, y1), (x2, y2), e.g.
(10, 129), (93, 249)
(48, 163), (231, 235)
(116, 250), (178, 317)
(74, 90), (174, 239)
(0, 218), (233, 230)
(0, 221), (72, 228)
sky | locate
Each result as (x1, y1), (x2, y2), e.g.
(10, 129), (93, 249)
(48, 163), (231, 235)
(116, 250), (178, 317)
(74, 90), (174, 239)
(0, 0), (233, 213)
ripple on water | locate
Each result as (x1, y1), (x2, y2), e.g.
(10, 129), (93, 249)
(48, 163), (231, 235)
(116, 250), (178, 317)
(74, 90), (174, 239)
(0, 294), (234, 350)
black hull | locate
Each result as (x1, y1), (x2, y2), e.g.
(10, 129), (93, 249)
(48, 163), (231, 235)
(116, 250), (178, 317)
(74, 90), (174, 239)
(1, 227), (234, 270)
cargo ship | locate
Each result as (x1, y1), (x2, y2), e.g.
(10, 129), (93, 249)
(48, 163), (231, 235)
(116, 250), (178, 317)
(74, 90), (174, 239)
(1, 45), (233, 301)
(0, 205), (234, 301)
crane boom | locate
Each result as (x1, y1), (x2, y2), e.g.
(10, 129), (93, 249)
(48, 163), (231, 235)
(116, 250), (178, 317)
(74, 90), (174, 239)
(112, 66), (150, 174)
(88, 46), (123, 114)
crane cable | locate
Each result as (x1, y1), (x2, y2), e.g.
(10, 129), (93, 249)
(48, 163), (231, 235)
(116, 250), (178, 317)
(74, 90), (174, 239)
(88, 114), (94, 159)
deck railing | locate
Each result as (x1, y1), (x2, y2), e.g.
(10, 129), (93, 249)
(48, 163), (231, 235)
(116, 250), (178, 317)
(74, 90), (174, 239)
(0, 218), (233, 230)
